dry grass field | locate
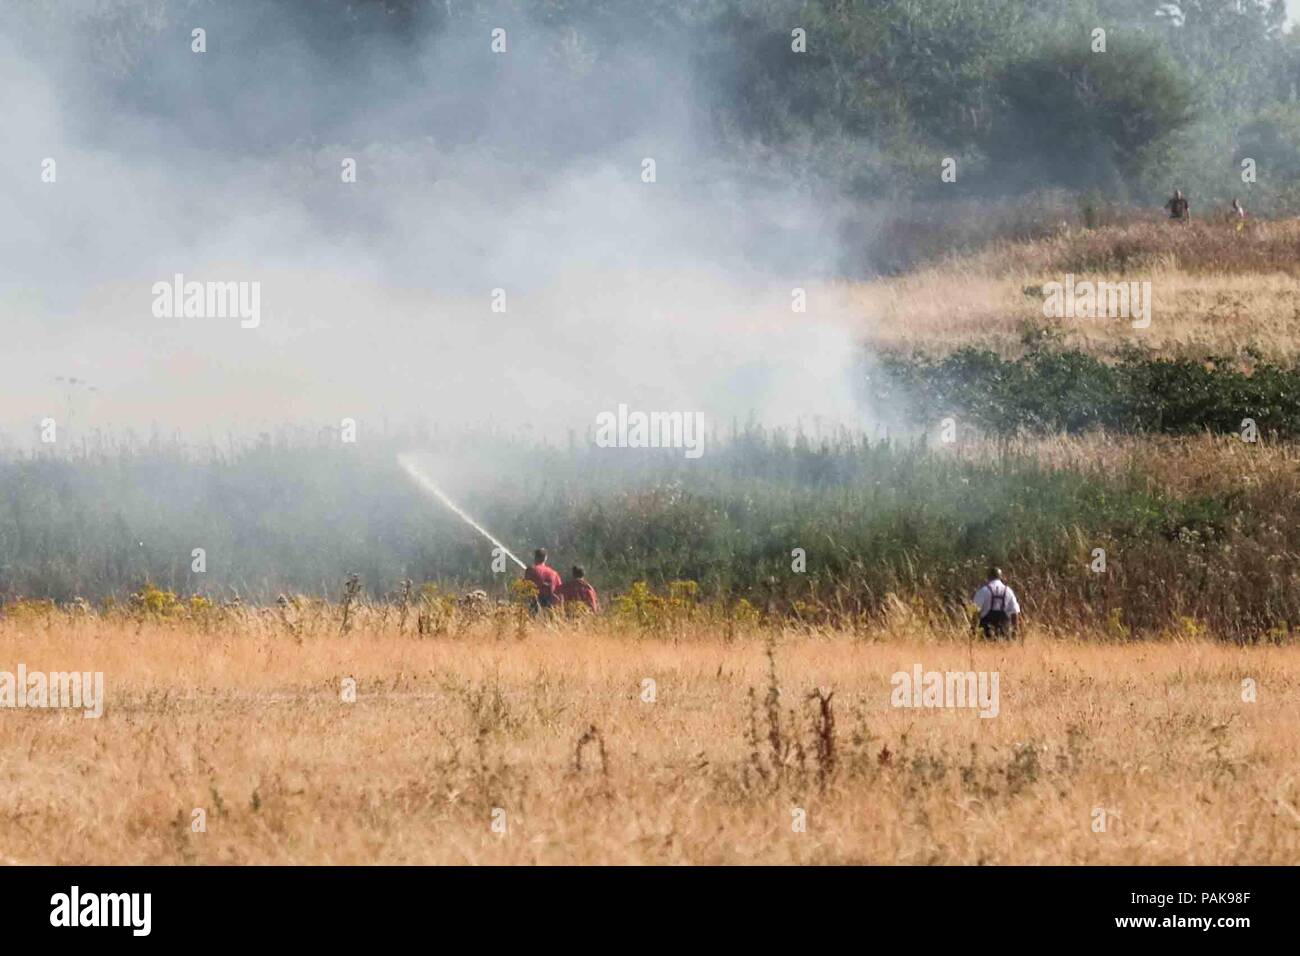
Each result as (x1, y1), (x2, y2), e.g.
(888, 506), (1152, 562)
(2, 614), (1297, 864)
(848, 220), (1300, 361)
(6, 222), (1300, 867)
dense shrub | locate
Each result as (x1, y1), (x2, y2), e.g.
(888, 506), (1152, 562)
(3, 433), (1299, 640)
(878, 348), (1300, 438)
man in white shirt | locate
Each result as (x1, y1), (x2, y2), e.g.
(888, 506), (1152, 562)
(972, 567), (1021, 640)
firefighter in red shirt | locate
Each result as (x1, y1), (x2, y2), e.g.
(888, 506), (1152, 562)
(556, 566), (600, 614)
(523, 548), (562, 613)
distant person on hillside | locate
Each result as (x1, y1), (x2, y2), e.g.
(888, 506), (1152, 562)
(1164, 189), (1190, 221)
(972, 567), (1021, 640)
(523, 548), (562, 613)
(1231, 197), (1248, 231)
(556, 566), (600, 614)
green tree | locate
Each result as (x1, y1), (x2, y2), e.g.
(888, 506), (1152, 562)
(988, 37), (1194, 192)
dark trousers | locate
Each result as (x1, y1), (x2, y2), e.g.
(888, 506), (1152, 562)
(980, 610), (1010, 639)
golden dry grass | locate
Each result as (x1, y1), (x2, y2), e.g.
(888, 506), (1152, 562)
(2, 616), (1297, 864)
(851, 269), (1300, 360)
(843, 220), (1300, 361)
(953, 432), (1300, 493)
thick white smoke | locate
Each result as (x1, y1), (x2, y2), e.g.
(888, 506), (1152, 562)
(1, 1), (876, 449)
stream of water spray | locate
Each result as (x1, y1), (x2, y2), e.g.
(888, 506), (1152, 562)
(397, 454), (527, 569)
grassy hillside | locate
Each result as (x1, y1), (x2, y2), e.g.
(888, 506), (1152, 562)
(6, 221), (1300, 640)
(854, 219), (1300, 361)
